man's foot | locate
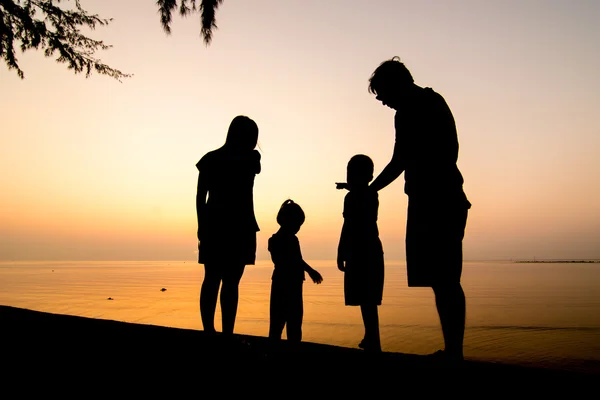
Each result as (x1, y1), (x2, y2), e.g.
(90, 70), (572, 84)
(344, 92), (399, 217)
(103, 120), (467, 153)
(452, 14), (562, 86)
(358, 337), (381, 353)
(428, 350), (464, 368)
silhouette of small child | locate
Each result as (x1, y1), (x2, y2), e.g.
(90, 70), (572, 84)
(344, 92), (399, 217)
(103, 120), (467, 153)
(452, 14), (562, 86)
(268, 199), (323, 344)
(337, 155), (385, 352)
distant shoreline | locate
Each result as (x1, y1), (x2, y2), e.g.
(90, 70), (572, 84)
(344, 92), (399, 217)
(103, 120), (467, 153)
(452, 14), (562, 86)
(513, 260), (600, 264)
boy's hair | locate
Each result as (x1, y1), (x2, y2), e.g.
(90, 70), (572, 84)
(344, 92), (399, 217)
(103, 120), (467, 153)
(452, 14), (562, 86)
(276, 199), (305, 227)
(348, 154), (374, 182)
(368, 56), (414, 96)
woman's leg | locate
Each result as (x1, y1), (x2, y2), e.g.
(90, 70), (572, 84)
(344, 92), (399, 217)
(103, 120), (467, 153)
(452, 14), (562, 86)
(220, 263), (246, 335)
(200, 264), (221, 333)
(360, 304), (381, 352)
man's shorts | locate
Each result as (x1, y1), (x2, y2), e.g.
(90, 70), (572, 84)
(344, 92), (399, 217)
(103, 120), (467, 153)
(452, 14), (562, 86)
(405, 199), (469, 287)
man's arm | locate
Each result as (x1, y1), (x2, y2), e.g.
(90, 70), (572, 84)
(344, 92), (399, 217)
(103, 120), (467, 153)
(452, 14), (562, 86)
(338, 149), (404, 192)
(370, 113), (406, 191)
(370, 151), (404, 192)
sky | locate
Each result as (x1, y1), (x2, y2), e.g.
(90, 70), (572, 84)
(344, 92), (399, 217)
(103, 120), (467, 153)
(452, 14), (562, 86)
(1, 0), (599, 261)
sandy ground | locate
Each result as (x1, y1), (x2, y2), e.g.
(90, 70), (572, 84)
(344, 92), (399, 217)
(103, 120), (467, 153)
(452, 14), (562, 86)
(1, 305), (597, 396)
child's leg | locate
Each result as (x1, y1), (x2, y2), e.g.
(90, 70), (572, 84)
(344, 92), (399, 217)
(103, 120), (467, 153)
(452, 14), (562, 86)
(269, 280), (285, 340)
(286, 281), (304, 342)
(360, 304), (381, 352)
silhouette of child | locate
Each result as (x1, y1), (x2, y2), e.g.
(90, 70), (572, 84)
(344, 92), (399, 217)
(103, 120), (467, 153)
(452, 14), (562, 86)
(268, 199), (323, 344)
(337, 154), (385, 352)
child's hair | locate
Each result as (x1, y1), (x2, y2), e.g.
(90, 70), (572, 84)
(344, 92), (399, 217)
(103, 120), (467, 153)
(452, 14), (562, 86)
(348, 154), (374, 183)
(276, 199), (305, 227)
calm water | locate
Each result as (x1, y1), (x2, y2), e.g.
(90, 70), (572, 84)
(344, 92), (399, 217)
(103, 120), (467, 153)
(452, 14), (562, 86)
(1, 260), (599, 373)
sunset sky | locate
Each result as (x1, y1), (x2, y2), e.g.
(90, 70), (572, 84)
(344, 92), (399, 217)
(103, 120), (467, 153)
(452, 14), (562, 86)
(1, 0), (599, 261)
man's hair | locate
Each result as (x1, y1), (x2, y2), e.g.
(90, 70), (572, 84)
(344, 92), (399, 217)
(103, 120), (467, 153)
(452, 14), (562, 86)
(368, 56), (414, 95)
(276, 199), (305, 227)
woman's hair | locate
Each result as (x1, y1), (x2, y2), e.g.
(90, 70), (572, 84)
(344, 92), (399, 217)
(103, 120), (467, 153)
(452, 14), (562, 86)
(276, 199), (305, 228)
(224, 115), (259, 151)
(368, 56), (414, 96)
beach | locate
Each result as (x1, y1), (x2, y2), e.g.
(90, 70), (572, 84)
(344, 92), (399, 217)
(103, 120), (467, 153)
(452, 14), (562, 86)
(2, 260), (600, 372)
(1, 304), (598, 396)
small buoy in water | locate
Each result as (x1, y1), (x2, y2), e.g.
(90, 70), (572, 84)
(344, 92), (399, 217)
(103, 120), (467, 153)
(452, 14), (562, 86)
(160, 288), (167, 292)
(107, 297), (114, 300)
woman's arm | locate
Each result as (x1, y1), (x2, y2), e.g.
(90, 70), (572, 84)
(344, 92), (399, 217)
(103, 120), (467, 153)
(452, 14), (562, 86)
(196, 170), (208, 241)
(254, 150), (261, 174)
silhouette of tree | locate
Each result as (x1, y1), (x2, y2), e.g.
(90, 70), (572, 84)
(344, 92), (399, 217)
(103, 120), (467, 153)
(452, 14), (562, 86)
(157, 0), (223, 45)
(1, 0), (131, 80)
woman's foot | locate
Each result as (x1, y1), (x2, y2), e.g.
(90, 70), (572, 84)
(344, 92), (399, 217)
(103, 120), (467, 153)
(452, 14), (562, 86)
(203, 327), (217, 336)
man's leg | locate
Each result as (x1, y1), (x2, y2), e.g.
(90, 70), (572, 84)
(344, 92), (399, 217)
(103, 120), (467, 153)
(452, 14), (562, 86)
(432, 204), (469, 361)
(432, 283), (466, 361)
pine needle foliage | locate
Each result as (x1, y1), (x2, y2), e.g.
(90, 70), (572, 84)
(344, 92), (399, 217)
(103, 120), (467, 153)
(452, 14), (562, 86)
(157, 0), (224, 46)
(0, 0), (131, 80)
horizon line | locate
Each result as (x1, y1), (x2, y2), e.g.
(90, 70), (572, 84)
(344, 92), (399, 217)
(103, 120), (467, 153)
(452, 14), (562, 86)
(1, 258), (599, 263)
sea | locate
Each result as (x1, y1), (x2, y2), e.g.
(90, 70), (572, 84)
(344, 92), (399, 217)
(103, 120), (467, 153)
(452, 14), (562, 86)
(1, 260), (599, 374)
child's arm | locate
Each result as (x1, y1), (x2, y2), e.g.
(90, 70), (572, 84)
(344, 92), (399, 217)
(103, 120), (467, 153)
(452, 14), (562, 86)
(294, 236), (322, 284)
(303, 261), (323, 284)
(337, 221), (348, 271)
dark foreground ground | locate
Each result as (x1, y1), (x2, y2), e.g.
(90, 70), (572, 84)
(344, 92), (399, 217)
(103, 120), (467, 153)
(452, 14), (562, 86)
(1, 305), (597, 395)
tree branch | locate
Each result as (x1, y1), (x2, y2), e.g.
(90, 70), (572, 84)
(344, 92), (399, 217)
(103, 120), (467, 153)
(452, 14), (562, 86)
(1, 0), (131, 81)
(157, 0), (223, 45)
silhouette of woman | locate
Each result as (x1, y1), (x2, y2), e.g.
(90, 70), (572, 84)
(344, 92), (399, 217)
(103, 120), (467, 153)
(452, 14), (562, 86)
(196, 115), (261, 335)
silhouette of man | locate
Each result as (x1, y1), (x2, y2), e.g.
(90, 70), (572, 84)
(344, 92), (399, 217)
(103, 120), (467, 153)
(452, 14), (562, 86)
(344, 57), (471, 364)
